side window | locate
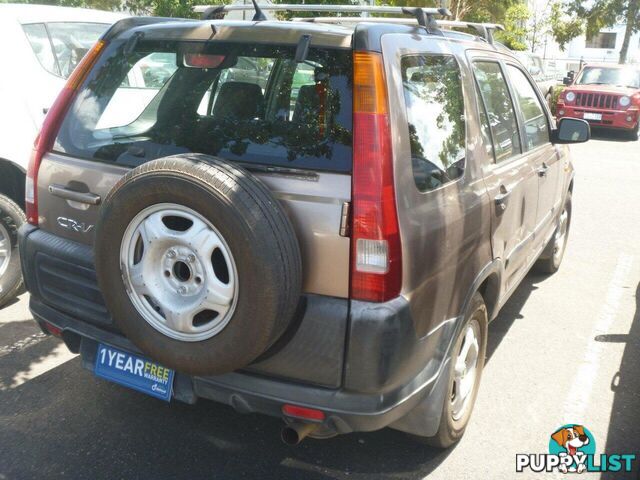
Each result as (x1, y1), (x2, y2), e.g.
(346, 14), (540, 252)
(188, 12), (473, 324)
(506, 65), (550, 150)
(473, 61), (521, 163)
(401, 55), (466, 192)
(475, 86), (496, 161)
(22, 23), (59, 76)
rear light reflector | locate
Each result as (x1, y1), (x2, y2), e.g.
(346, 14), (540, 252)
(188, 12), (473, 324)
(26, 40), (106, 225)
(43, 321), (63, 338)
(350, 52), (402, 302)
(282, 404), (325, 421)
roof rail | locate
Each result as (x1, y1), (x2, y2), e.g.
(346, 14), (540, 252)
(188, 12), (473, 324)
(440, 20), (504, 45)
(291, 16), (505, 44)
(195, 4), (504, 44)
(196, 4), (451, 24)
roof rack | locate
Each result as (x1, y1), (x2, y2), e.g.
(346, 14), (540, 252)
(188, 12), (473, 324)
(195, 4), (505, 44)
(291, 16), (505, 44)
(196, 4), (451, 30)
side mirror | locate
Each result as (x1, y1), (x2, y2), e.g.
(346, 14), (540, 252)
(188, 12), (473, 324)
(529, 66), (541, 76)
(563, 70), (575, 85)
(552, 118), (590, 144)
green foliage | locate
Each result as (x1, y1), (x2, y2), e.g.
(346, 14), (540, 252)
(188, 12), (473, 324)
(550, 85), (565, 116)
(548, 2), (584, 50)
(495, 3), (530, 50)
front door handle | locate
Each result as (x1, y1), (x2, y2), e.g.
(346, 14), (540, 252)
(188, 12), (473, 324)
(537, 163), (549, 177)
(495, 186), (511, 212)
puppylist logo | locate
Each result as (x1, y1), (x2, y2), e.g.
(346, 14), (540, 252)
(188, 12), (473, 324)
(516, 424), (636, 474)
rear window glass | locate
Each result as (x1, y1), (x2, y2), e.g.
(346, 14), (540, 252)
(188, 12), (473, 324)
(54, 40), (353, 173)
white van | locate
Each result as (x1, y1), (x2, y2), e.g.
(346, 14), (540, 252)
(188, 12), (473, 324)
(0, 4), (125, 305)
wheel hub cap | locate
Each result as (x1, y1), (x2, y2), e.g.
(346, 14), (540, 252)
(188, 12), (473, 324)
(451, 320), (480, 421)
(120, 203), (238, 342)
(0, 223), (11, 278)
(553, 208), (569, 262)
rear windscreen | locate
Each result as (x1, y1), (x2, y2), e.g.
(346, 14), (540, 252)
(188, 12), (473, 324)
(54, 39), (353, 173)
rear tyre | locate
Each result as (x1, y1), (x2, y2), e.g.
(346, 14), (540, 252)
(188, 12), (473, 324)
(0, 194), (25, 308)
(95, 155), (302, 375)
(535, 192), (572, 274)
(418, 292), (488, 448)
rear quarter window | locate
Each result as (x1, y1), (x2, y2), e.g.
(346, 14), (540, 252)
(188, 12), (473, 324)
(54, 40), (353, 173)
(401, 54), (466, 192)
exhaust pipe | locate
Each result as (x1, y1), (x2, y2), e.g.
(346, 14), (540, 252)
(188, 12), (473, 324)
(281, 422), (319, 445)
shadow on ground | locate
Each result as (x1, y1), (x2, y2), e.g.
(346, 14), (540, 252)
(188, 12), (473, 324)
(600, 281), (640, 479)
(486, 272), (544, 362)
(0, 356), (455, 480)
(590, 127), (637, 143)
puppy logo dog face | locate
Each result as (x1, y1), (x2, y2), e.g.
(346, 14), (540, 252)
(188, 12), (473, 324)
(551, 425), (590, 456)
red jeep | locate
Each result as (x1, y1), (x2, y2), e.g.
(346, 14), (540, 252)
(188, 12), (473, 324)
(557, 63), (640, 140)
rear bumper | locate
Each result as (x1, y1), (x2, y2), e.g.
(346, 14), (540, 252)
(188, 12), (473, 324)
(557, 104), (639, 130)
(20, 225), (457, 436)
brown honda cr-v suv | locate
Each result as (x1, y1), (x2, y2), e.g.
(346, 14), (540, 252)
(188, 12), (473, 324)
(19, 5), (589, 447)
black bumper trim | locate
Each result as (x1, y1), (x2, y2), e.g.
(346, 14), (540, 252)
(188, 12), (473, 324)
(30, 296), (445, 434)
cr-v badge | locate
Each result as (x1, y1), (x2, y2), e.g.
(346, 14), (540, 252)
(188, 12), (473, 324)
(57, 217), (94, 233)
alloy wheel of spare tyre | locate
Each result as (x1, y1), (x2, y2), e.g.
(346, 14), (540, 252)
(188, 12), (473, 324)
(0, 194), (25, 307)
(95, 155), (302, 375)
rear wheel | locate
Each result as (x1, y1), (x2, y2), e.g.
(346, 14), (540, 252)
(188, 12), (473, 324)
(0, 194), (25, 307)
(419, 292), (488, 448)
(535, 192), (572, 274)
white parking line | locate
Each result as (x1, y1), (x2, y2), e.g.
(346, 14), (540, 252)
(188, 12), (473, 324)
(562, 253), (634, 422)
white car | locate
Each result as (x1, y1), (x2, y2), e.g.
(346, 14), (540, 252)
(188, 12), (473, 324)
(0, 4), (125, 305)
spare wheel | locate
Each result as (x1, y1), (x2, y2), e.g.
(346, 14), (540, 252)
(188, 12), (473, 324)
(94, 154), (302, 375)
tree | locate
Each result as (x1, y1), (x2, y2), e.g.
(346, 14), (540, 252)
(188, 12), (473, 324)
(550, 0), (640, 63)
(548, 2), (584, 50)
(495, 3), (530, 50)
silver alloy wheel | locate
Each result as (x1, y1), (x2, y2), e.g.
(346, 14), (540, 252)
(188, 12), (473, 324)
(553, 207), (569, 264)
(0, 223), (11, 278)
(451, 320), (480, 421)
(120, 203), (238, 342)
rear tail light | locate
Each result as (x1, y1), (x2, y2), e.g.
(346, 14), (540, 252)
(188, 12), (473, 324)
(26, 40), (106, 225)
(350, 52), (401, 302)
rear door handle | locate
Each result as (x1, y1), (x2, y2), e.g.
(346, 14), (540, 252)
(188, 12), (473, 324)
(537, 163), (549, 177)
(49, 184), (101, 205)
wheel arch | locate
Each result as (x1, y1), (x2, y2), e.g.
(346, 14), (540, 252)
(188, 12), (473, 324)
(0, 159), (26, 212)
(462, 260), (503, 322)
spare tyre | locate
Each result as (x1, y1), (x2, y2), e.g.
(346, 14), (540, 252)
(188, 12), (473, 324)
(94, 154), (302, 375)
